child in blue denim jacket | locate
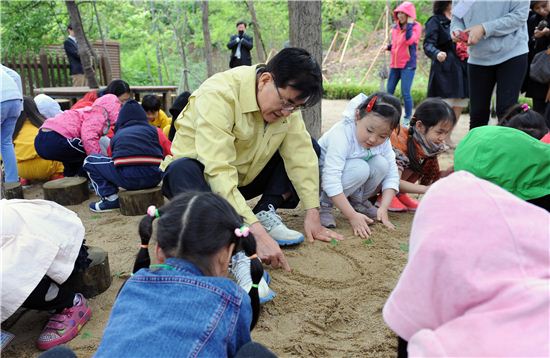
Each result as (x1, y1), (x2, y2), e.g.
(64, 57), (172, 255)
(95, 192), (268, 357)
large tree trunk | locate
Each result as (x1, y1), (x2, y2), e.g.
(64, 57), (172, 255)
(93, 1), (112, 83)
(150, 0), (163, 84)
(288, 1), (322, 139)
(65, 0), (99, 88)
(245, 0), (267, 63)
(200, 1), (214, 78)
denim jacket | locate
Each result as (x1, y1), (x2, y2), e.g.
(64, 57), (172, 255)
(95, 258), (252, 358)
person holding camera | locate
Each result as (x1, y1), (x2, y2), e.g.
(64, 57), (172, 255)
(227, 21), (253, 68)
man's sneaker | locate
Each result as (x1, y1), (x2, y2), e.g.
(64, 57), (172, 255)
(379, 196), (408, 212)
(349, 198), (378, 219)
(89, 198), (120, 212)
(320, 205), (336, 228)
(256, 205), (304, 246)
(397, 193), (419, 211)
(36, 293), (91, 351)
(231, 251), (276, 304)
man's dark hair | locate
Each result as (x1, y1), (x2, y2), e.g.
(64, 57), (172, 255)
(67, 24), (73, 30)
(236, 21), (247, 28)
(141, 94), (161, 112)
(263, 47), (323, 108)
(433, 1), (451, 15)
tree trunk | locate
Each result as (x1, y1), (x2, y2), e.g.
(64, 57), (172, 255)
(150, 0), (163, 84)
(65, 0), (99, 88)
(245, 0), (267, 63)
(200, 0), (214, 78)
(288, 0), (322, 139)
(93, 0), (112, 83)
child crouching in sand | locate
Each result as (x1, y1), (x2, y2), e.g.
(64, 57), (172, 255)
(389, 97), (456, 211)
(318, 92), (401, 237)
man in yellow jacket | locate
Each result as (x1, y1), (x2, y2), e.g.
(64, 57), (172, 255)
(162, 48), (342, 271)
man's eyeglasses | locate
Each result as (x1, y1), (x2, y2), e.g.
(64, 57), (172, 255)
(273, 81), (305, 113)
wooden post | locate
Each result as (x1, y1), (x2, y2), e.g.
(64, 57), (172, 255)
(65, 246), (112, 298)
(360, 44), (386, 85)
(2, 182), (24, 199)
(32, 55), (41, 89)
(25, 54), (34, 96)
(339, 23), (355, 63)
(40, 50), (51, 87)
(43, 177), (89, 206)
(17, 54), (27, 95)
(364, 11), (385, 51)
(322, 31), (339, 66)
(118, 187), (165, 216)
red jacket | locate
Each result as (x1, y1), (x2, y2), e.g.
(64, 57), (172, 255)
(389, 1), (422, 69)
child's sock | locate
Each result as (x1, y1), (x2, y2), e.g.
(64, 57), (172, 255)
(105, 194), (119, 201)
(73, 294), (81, 306)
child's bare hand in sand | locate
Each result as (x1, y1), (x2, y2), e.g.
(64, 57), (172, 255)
(349, 212), (373, 238)
(377, 207), (396, 230)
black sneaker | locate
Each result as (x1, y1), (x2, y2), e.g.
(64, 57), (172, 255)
(89, 198), (120, 212)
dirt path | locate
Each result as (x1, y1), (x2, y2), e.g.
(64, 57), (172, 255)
(3, 100), (469, 357)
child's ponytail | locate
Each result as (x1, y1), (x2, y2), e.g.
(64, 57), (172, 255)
(132, 205), (161, 274)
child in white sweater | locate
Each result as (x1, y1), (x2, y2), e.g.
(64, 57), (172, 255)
(318, 93), (401, 237)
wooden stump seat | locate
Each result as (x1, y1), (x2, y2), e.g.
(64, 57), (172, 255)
(118, 186), (164, 216)
(2, 182), (24, 199)
(43, 177), (89, 206)
(65, 246), (112, 298)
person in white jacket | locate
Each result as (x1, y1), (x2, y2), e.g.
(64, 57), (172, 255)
(1, 199), (91, 351)
(318, 92), (401, 237)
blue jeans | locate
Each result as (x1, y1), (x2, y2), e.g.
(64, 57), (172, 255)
(387, 68), (416, 123)
(1, 99), (22, 182)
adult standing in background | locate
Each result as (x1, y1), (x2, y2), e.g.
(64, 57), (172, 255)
(64, 24), (86, 87)
(451, 0), (530, 129)
(424, 1), (469, 147)
(1, 64), (23, 184)
(227, 21), (253, 68)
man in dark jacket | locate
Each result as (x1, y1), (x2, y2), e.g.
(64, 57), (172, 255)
(63, 24), (86, 87)
(83, 100), (171, 212)
(227, 21), (253, 68)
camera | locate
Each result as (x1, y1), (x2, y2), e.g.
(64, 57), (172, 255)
(537, 19), (548, 31)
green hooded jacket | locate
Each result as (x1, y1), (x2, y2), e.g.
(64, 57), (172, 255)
(455, 126), (550, 200)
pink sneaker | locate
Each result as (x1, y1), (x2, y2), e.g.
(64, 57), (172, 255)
(36, 294), (91, 351)
(397, 193), (419, 211)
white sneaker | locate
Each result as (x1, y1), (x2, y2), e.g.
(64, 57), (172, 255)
(255, 205), (304, 246)
(230, 251), (276, 304)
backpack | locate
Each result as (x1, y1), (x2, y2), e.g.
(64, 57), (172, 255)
(530, 48), (550, 84)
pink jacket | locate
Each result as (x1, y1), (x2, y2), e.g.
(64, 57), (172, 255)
(383, 171), (550, 357)
(42, 94), (121, 155)
(389, 1), (422, 69)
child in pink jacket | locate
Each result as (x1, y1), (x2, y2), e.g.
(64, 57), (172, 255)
(35, 94), (121, 177)
(386, 1), (422, 126)
(384, 171), (549, 357)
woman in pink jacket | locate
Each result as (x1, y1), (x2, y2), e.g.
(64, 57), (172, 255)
(386, 1), (422, 126)
(35, 94), (121, 177)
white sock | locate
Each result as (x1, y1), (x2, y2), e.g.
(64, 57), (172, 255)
(73, 294), (81, 306)
(105, 194), (119, 201)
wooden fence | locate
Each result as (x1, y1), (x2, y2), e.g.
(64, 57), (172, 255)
(2, 41), (120, 96)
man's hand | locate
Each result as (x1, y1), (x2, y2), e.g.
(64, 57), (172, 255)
(235, 37), (241, 43)
(436, 51), (447, 63)
(304, 208), (344, 243)
(249, 222), (290, 272)
(466, 25), (485, 45)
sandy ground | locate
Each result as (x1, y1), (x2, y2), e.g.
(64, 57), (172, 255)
(2, 100), (469, 358)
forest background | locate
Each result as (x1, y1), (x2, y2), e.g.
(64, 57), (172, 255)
(1, 0), (436, 93)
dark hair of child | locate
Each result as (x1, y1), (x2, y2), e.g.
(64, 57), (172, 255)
(141, 94), (162, 113)
(13, 96), (46, 140)
(236, 20), (247, 28)
(168, 91), (191, 141)
(104, 79), (131, 98)
(259, 47), (322, 108)
(357, 92), (402, 133)
(433, 1), (451, 15)
(499, 104), (549, 140)
(408, 98), (456, 172)
(531, 0), (547, 10)
(132, 191), (263, 329)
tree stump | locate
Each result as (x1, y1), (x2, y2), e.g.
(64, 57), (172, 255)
(66, 246), (112, 299)
(2, 182), (24, 199)
(43, 177), (89, 206)
(119, 186), (165, 216)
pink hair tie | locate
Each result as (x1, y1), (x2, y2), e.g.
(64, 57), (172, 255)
(147, 205), (160, 218)
(234, 225), (250, 237)
(521, 103), (530, 112)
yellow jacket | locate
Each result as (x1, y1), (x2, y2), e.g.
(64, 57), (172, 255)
(162, 65), (320, 224)
(148, 109), (171, 137)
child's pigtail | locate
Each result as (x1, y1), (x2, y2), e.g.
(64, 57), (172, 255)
(235, 225), (263, 330)
(132, 205), (161, 274)
(407, 118), (422, 173)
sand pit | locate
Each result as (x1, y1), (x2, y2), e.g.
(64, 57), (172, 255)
(2, 100), (467, 357)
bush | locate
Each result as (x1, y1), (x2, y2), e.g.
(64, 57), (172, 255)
(323, 82), (533, 113)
